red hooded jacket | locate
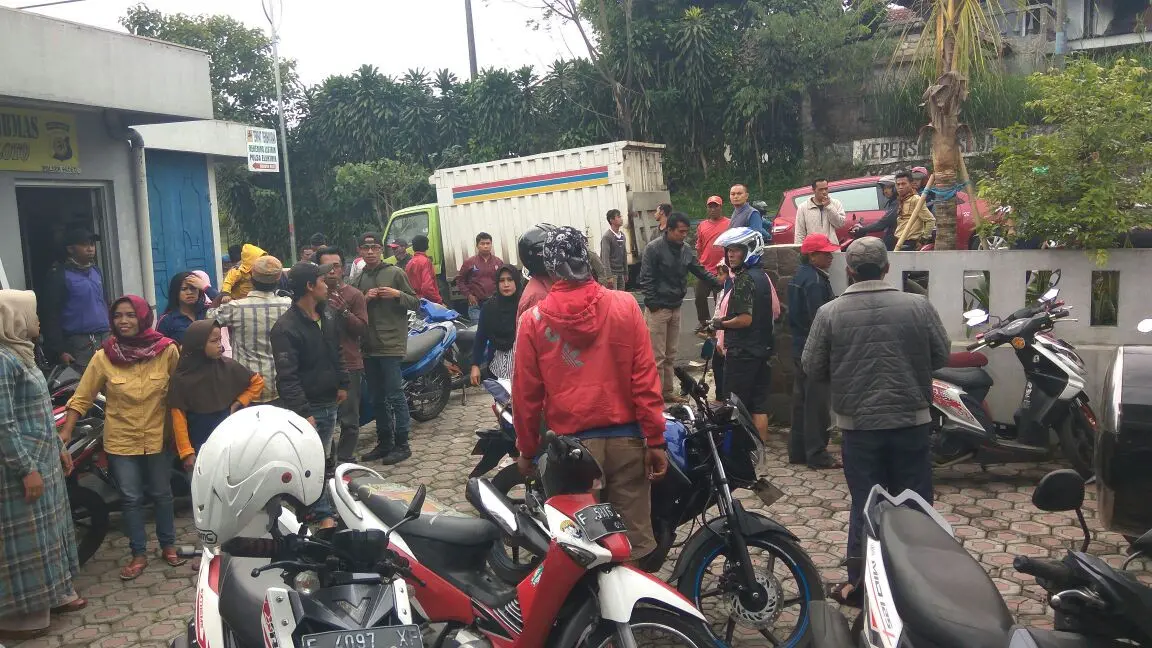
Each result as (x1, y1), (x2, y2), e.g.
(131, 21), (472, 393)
(512, 280), (665, 458)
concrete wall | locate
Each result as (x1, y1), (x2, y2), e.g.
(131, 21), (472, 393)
(0, 6), (212, 121)
(813, 249), (1152, 421)
(0, 108), (142, 297)
(135, 120), (252, 158)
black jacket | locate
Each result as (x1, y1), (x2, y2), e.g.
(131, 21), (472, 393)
(270, 304), (350, 418)
(857, 196), (899, 250)
(638, 236), (719, 311)
(788, 263), (834, 357)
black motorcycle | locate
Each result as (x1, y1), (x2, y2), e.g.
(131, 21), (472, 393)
(472, 371), (824, 648)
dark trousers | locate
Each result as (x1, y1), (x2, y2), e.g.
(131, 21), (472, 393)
(336, 369), (363, 461)
(842, 424), (934, 583)
(788, 358), (832, 465)
(365, 356), (410, 451)
(694, 279), (714, 325)
(712, 349), (728, 401)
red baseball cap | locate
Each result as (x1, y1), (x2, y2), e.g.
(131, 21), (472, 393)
(706, 195), (723, 206)
(801, 233), (840, 255)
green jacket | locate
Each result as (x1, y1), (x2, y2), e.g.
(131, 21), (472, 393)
(352, 263), (420, 357)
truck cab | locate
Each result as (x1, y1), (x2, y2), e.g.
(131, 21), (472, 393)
(381, 203), (458, 304)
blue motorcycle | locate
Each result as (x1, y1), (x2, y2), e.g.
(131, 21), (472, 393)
(360, 300), (460, 424)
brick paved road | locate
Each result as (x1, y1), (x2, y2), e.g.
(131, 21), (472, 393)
(11, 389), (1150, 647)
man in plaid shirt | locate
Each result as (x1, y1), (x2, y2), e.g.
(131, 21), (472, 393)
(209, 255), (292, 403)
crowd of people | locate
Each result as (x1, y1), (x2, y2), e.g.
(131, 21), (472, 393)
(0, 170), (951, 637)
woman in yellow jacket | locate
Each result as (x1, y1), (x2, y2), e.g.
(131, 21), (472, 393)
(62, 295), (180, 580)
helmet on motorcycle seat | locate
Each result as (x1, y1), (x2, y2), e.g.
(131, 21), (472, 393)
(518, 224), (558, 278)
(191, 406), (326, 548)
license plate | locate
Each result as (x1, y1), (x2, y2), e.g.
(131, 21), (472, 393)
(752, 478), (783, 507)
(302, 625), (423, 648)
(573, 503), (627, 541)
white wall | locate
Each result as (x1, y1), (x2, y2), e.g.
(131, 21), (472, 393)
(0, 109), (142, 297)
(827, 249), (1152, 420)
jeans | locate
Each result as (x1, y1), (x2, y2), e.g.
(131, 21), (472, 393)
(108, 452), (176, 556)
(309, 404), (338, 521)
(788, 358), (833, 465)
(645, 307), (681, 399)
(468, 298), (488, 324)
(336, 369), (363, 462)
(365, 356), (410, 451)
(842, 424), (934, 583)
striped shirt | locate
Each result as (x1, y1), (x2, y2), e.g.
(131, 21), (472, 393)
(209, 290), (292, 402)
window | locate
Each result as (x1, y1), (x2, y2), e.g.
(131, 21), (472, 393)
(386, 211), (429, 247)
(830, 186), (881, 211)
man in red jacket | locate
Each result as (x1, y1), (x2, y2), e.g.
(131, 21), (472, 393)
(404, 235), (442, 304)
(512, 226), (668, 560)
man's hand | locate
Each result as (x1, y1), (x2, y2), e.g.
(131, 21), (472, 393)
(516, 456), (535, 477)
(60, 450), (73, 476)
(468, 295), (479, 307)
(336, 389), (348, 404)
(645, 448), (668, 481)
(850, 224), (863, 235)
(183, 454), (196, 472)
(470, 366), (482, 387)
(365, 287), (382, 300)
(59, 352), (75, 366)
(378, 287), (402, 299)
(328, 292), (346, 312)
(24, 471), (44, 502)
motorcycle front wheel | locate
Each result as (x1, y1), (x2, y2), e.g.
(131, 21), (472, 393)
(407, 364), (452, 422)
(68, 483), (109, 565)
(583, 608), (716, 648)
(1056, 411), (1095, 479)
(487, 463), (542, 583)
(677, 531), (823, 648)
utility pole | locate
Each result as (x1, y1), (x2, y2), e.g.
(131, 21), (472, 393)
(1054, 0), (1068, 69)
(465, 0), (478, 80)
(262, 0), (299, 263)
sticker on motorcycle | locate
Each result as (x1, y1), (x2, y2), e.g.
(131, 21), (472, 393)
(530, 564), (544, 586)
(932, 379), (982, 430)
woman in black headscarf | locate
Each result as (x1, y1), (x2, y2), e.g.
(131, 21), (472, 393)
(470, 264), (523, 384)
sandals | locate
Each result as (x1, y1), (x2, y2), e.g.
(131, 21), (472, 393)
(826, 581), (863, 608)
(162, 546), (188, 567)
(51, 597), (88, 614)
(120, 556), (148, 581)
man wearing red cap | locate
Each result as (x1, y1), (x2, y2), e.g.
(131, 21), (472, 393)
(693, 196), (730, 327)
(788, 233), (840, 469)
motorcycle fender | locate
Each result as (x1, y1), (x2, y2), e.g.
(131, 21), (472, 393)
(597, 565), (705, 623)
(668, 505), (798, 584)
(195, 551), (224, 648)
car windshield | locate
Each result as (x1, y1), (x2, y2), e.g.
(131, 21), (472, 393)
(793, 185), (880, 212)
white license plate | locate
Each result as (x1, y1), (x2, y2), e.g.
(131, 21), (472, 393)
(301, 625), (423, 648)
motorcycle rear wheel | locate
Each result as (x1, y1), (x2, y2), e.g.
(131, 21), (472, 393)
(583, 608), (716, 648)
(408, 364), (451, 422)
(68, 483), (109, 565)
(1056, 413), (1095, 479)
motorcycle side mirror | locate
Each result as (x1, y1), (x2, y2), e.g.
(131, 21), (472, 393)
(963, 309), (987, 319)
(1040, 288), (1059, 303)
(700, 337), (716, 359)
(405, 484), (427, 521)
(966, 312), (989, 327)
(1138, 319), (1152, 333)
(1033, 469), (1091, 552)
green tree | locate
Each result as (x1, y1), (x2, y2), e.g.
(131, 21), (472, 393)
(333, 160), (435, 229)
(980, 57), (1152, 251)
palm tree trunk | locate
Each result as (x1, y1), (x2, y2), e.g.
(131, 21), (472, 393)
(923, 69), (967, 250)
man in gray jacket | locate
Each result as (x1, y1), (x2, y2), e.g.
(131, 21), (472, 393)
(802, 236), (950, 606)
(600, 209), (627, 290)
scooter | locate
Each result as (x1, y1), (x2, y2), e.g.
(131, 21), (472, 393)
(331, 432), (716, 647)
(56, 397), (109, 566)
(403, 300), (458, 422)
(812, 469), (1152, 648)
(174, 496), (421, 648)
(930, 291), (1098, 477)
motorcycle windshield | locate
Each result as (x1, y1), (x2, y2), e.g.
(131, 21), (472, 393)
(419, 299), (460, 323)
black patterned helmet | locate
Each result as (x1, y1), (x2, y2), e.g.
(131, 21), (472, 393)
(518, 223), (558, 278)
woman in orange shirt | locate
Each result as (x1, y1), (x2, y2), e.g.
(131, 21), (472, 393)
(168, 320), (263, 471)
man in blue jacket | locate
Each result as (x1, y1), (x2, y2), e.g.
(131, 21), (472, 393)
(788, 233), (839, 469)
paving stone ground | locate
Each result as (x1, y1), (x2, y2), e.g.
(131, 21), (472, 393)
(10, 388), (1150, 647)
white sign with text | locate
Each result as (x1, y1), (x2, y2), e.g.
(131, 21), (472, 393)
(246, 127), (280, 173)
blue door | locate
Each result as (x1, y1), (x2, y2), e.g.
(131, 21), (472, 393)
(146, 150), (216, 307)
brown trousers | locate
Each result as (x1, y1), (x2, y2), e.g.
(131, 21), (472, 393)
(582, 437), (655, 560)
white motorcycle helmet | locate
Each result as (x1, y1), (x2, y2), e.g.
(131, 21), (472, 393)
(191, 405), (326, 548)
(714, 226), (766, 267)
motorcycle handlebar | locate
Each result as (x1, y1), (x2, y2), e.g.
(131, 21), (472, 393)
(1014, 556), (1074, 585)
(965, 340), (986, 351)
(221, 536), (280, 558)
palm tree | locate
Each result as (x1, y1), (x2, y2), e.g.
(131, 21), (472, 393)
(901, 0), (1000, 249)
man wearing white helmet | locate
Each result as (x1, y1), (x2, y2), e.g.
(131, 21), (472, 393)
(709, 227), (775, 441)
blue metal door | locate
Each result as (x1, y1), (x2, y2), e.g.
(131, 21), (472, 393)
(146, 150), (216, 307)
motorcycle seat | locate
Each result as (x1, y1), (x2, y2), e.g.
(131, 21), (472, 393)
(948, 351), (988, 368)
(218, 554), (286, 648)
(351, 477), (500, 550)
(880, 506), (1013, 648)
(933, 367), (994, 391)
(404, 328), (446, 364)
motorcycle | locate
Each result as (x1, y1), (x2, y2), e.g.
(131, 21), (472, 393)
(174, 493), (422, 648)
(1095, 316), (1152, 542)
(331, 433), (717, 647)
(931, 289), (1098, 477)
(472, 370), (824, 648)
(812, 469), (1152, 648)
(55, 398), (109, 566)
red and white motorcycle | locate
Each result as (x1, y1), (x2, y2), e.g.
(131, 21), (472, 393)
(333, 431), (714, 647)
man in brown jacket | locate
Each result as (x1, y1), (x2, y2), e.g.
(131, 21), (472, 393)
(317, 246), (369, 463)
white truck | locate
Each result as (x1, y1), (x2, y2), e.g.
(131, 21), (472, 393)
(381, 140), (671, 303)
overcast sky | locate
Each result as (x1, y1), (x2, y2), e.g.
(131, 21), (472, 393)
(2, 0), (586, 86)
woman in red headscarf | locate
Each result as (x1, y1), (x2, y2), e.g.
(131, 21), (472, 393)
(62, 295), (181, 580)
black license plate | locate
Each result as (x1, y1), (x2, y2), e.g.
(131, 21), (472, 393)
(302, 625), (423, 648)
(573, 503), (627, 541)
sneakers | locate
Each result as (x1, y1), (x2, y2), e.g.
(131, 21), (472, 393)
(360, 445), (392, 462)
(380, 447), (412, 465)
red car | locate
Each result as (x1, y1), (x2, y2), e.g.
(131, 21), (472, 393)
(770, 176), (990, 249)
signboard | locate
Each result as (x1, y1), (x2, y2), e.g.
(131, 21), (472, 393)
(852, 131), (997, 166)
(0, 108), (81, 174)
(246, 127), (280, 173)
